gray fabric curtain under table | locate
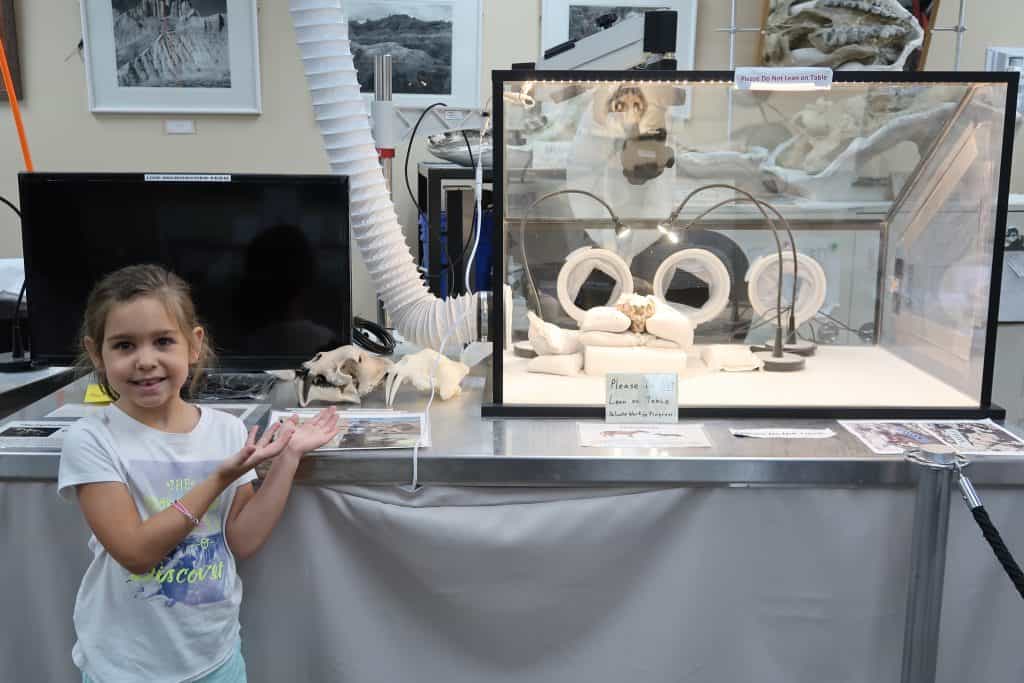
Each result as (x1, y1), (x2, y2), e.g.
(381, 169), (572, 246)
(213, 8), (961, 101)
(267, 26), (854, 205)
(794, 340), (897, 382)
(4, 482), (1024, 682)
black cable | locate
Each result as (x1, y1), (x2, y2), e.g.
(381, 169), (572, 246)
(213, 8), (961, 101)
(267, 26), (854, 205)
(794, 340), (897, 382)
(461, 130), (475, 169)
(816, 310), (874, 343)
(667, 192), (800, 342)
(445, 135), (484, 290)
(517, 189), (628, 320)
(970, 506), (1024, 600)
(405, 101), (447, 216)
(352, 316), (396, 356)
(404, 102), (483, 292)
(0, 196), (19, 219)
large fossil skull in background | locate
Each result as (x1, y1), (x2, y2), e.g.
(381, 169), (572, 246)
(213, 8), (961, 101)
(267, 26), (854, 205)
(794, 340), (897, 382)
(763, 0), (923, 71)
(296, 345), (394, 407)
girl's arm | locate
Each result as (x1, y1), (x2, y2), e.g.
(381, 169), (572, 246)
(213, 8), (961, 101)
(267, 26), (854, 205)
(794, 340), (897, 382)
(78, 471), (237, 575)
(226, 407), (339, 559)
(77, 422), (295, 575)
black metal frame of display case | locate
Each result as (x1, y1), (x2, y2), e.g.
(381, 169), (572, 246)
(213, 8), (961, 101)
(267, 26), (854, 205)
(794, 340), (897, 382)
(485, 70), (1019, 420)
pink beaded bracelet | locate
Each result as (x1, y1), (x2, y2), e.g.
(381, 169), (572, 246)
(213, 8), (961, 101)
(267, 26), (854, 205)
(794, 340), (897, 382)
(172, 499), (200, 528)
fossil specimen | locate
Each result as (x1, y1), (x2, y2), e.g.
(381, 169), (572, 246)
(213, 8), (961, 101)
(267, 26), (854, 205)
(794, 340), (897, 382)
(615, 294), (657, 334)
(384, 349), (470, 406)
(763, 0), (924, 71)
(761, 87), (960, 199)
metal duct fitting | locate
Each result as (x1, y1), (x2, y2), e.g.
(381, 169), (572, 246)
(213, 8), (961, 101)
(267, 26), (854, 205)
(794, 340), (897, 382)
(289, 0), (480, 350)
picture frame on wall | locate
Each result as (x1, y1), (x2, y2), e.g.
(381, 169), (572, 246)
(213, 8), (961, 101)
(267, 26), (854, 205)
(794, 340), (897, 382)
(540, 0), (698, 70)
(346, 0), (482, 109)
(998, 198), (1024, 323)
(81, 0), (261, 114)
(0, 0), (22, 101)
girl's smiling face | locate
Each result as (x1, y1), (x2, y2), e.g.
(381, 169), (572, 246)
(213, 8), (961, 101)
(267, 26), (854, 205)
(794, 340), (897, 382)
(86, 295), (203, 424)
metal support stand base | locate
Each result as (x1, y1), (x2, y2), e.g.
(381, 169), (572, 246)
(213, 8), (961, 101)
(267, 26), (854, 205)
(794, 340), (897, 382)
(785, 340), (817, 356)
(751, 340), (817, 357)
(752, 350), (805, 372)
(513, 341), (537, 358)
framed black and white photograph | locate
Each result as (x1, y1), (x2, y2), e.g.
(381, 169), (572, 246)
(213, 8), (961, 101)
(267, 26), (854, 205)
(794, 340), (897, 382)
(541, 0), (697, 69)
(998, 202), (1024, 322)
(0, 0), (22, 101)
(81, 0), (261, 113)
(347, 0), (481, 108)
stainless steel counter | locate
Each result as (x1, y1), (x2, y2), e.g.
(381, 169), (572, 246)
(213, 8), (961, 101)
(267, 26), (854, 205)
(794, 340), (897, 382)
(4, 371), (1024, 487)
(6, 369), (1024, 683)
(0, 365), (75, 421)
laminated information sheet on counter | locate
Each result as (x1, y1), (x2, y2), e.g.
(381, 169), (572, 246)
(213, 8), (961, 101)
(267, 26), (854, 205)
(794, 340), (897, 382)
(0, 419), (78, 450)
(271, 409), (430, 451)
(578, 423), (710, 449)
(730, 428), (836, 439)
(840, 419), (1024, 455)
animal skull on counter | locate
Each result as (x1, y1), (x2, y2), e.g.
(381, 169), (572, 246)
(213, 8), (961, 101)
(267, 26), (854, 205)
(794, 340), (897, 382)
(384, 349), (470, 407)
(296, 345), (394, 407)
(295, 346), (470, 408)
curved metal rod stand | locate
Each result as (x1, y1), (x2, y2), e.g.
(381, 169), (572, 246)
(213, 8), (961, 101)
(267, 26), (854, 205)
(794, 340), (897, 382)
(664, 183), (794, 358)
(518, 188), (627, 322)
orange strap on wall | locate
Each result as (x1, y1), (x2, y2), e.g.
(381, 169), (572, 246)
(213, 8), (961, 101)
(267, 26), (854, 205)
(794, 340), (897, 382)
(0, 32), (33, 172)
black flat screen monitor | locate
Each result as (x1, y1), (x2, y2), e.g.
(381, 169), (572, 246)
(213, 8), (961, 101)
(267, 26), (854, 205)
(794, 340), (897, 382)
(18, 173), (351, 369)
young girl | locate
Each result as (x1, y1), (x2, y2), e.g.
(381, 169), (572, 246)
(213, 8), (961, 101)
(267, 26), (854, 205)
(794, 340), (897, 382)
(58, 264), (339, 683)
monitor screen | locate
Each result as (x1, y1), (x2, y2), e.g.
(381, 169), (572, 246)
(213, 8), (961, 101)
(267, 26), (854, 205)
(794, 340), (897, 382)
(18, 173), (351, 369)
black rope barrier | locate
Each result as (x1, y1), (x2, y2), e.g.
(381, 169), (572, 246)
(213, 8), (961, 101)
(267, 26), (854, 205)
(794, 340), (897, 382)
(969, 506), (1024, 600)
(957, 467), (1024, 600)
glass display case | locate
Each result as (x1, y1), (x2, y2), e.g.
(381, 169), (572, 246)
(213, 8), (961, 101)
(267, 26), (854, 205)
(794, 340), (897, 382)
(486, 70), (1019, 418)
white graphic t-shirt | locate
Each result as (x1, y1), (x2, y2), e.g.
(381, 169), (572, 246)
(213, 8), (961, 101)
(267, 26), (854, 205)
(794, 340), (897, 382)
(58, 405), (256, 683)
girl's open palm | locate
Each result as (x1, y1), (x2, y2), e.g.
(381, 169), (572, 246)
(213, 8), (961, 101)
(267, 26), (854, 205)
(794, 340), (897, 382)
(218, 420), (297, 478)
(286, 406), (341, 458)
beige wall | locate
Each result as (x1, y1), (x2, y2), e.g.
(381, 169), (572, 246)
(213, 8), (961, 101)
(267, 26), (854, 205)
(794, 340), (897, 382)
(0, 0), (1021, 318)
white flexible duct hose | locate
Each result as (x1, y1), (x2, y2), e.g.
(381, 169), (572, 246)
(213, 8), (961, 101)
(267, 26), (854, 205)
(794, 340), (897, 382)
(289, 0), (478, 350)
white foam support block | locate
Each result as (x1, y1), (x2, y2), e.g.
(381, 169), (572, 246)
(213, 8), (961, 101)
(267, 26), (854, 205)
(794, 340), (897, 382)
(701, 345), (763, 372)
(648, 337), (685, 349)
(528, 312), (581, 355)
(646, 312), (694, 350)
(579, 331), (643, 347)
(581, 307), (631, 333)
(528, 353), (584, 376)
(584, 346), (688, 376)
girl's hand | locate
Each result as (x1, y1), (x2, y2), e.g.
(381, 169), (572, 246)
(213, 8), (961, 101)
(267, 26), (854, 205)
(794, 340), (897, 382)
(283, 406), (341, 461)
(217, 420), (297, 479)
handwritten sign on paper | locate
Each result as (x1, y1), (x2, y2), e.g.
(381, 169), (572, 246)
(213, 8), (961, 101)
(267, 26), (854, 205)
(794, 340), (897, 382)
(605, 373), (677, 424)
